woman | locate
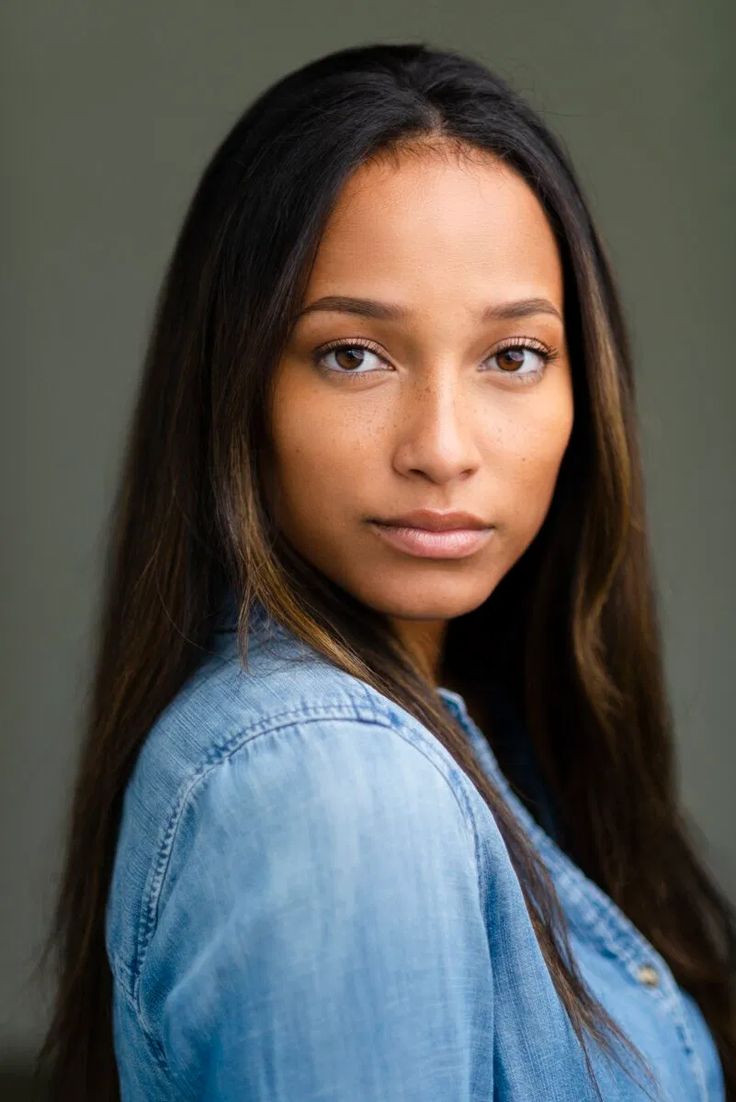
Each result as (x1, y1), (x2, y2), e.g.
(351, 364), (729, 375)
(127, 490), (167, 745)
(39, 42), (734, 1100)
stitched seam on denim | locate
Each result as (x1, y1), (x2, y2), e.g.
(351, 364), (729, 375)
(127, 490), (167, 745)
(371, 690), (492, 937)
(112, 964), (172, 1080)
(661, 987), (710, 1102)
(133, 701), (360, 1004)
(497, 778), (686, 1011)
(436, 693), (512, 927)
(131, 699), (479, 1033)
(554, 857), (683, 1002)
(471, 740), (705, 1102)
(445, 764), (485, 939)
(454, 707), (680, 986)
(452, 698), (713, 1096)
(112, 956), (135, 986)
(679, 1002), (708, 1102)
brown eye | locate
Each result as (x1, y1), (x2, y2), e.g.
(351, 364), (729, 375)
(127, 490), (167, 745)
(496, 348), (527, 373)
(483, 340), (557, 385)
(334, 347), (368, 371)
(313, 340), (389, 377)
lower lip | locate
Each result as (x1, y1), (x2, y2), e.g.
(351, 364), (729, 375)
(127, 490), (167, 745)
(368, 521), (494, 559)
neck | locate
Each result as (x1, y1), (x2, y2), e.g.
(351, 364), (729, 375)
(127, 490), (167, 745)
(389, 616), (447, 686)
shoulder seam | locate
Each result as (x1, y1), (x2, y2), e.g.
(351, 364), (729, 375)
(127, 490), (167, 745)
(128, 698), (481, 1028)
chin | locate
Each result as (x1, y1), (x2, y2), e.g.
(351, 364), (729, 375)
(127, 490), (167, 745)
(357, 585), (492, 622)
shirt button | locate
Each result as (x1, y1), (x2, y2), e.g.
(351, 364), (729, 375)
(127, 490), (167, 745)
(636, 963), (660, 987)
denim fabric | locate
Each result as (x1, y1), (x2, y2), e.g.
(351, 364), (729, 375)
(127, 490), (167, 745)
(106, 595), (725, 1100)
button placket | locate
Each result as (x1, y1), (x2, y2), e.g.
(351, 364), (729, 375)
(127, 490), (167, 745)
(636, 963), (661, 988)
(439, 688), (712, 1102)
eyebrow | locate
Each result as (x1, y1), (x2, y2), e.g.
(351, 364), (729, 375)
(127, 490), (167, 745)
(293, 294), (563, 324)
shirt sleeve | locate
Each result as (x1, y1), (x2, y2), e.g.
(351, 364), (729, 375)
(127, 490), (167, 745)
(137, 714), (495, 1100)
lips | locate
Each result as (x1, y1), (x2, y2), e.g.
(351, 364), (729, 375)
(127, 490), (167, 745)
(368, 517), (494, 559)
(370, 509), (491, 532)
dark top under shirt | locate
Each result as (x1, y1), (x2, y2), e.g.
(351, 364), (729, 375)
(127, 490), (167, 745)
(480, 680), (564, 847)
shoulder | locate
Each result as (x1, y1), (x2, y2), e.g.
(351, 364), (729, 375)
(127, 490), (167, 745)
(107, 629), (508, 1099)
(105, 624), (482, 993)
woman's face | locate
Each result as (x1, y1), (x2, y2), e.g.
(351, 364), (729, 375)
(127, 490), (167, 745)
(268, 145), (573, 659)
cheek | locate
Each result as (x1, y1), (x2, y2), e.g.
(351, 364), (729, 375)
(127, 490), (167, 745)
(269, 383), (380, 531)
(275, 416), (366, 496)
(495, 393), (573, 531)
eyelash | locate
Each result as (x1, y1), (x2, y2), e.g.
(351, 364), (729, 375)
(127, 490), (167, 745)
(311, 336), (560, 385)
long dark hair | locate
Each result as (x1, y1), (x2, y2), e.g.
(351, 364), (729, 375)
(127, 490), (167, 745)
(37, 42), (736, 1099)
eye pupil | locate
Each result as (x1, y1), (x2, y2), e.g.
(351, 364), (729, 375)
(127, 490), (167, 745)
(497, 348), (525, 372)
(335, 347), (365, 371)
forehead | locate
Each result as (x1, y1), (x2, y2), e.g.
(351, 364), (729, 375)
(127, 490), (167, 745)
(305, 147), (564, 310)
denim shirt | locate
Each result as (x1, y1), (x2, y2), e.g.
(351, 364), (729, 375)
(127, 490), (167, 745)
(106, 596), (725, 1100)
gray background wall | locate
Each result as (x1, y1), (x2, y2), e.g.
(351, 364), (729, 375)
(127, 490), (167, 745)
(2, 0), (734, 1087)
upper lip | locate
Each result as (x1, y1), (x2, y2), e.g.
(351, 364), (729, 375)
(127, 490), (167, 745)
(372, 509), (492, 531)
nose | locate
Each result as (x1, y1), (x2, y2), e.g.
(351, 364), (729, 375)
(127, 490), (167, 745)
(392, 373), (482, 484)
